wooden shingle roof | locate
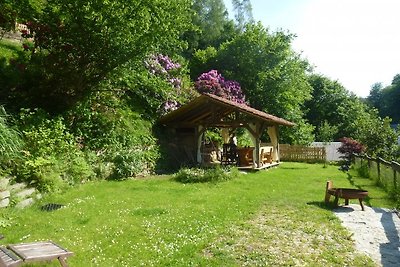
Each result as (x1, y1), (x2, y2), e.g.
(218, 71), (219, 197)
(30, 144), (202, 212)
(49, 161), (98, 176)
(159, 94), (295, 128)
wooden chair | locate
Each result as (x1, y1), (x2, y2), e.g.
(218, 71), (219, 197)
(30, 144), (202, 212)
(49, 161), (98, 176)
(220, 143), (238, 166)
(260, 147), (273, 164)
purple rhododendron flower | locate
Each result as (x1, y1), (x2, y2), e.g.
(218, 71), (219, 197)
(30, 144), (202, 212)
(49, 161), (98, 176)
(195, 70), (246, 104)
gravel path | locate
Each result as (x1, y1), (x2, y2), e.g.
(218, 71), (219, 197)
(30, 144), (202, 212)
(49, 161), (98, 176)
(334, 204), (400, 267)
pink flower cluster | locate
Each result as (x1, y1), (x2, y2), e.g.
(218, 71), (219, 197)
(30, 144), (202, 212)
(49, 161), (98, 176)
(195, 70), (246, 104)
(160, 100), (180, 115)
(145, 54), (182, 88)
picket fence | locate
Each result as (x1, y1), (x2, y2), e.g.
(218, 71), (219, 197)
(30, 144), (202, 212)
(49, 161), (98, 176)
(279, 144), (326, 163)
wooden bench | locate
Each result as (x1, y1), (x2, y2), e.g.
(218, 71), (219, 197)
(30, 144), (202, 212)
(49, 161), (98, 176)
(0, 241), (73, 267)
(0, 247), (22, 267)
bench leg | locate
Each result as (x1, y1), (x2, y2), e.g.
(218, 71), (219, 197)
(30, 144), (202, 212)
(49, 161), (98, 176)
(344, 199), (349, 206)
(359, 199), (365, 211)
(58, 257), (69, 267)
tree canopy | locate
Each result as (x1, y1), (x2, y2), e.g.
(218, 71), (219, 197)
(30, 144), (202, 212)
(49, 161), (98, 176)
(367, 74), (400, 124)
(191, 23), (314, 144)
(4, 0), (192, 112)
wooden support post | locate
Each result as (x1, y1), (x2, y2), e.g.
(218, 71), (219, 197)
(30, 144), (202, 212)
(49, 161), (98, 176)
(195, 125), (206, 164)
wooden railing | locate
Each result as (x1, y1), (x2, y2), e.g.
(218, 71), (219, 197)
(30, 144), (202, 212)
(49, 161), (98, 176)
(353, 154), (400, 196)
(280, 144), (326, 163)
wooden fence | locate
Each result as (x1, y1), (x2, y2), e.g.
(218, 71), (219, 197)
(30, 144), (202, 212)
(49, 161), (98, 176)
(353, 154), (400, 196)
(280, 144), (326, 163)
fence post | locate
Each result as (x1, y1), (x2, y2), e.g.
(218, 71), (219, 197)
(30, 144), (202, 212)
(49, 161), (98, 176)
(392, 161), (400, 191)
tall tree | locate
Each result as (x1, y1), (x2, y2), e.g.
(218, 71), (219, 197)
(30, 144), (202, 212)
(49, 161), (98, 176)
(232, 0), (254, 31)
(184, 0), (235, 56)
(367, 82), (383, 111)
(305, 74), (349, 135)
(306, 74), (398, 159)
(3, 0), (192, 112)
(192, 23), (314, 144)
(367, 74), (400, 124)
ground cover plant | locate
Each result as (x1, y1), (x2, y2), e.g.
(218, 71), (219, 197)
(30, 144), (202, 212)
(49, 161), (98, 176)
(0, 162), (393, 266)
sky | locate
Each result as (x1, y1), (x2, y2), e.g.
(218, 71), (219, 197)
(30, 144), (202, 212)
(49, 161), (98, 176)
(224, 0), (400, 97)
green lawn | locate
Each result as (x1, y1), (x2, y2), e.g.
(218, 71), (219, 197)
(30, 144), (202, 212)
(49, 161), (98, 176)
(1, 162), (393, 266)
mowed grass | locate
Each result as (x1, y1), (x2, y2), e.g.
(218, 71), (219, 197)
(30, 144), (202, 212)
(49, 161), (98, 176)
(1, 162), (392, 266)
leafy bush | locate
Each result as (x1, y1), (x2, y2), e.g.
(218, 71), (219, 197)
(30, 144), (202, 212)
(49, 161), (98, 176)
(173, 166), (239, 184)
(16, 109), (95, 191)
(337, 137), (365, 162)
(0, 106), (23, 167)
(68, 92), (160, 180)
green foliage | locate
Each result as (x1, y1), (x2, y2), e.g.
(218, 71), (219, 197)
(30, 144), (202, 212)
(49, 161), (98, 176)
(192, 23), (314, 144)
(317, 121), (339, 143)
(305, 74), (349, 139)
(68, 91), (160, 180)
(113, 56), (195, 119)
(16, 109), (94, 191)
(232, 0), (254, 31)
(0, 40), (30, 106)
(184, 0), (236, 55)
(0, 0), (44, 44)
(174, 166), (238, 183)
(367, 74), (400, 124)
(7, 0), (191, 112)
(0, 106), (23, 167)
(306, 74), (398, 159)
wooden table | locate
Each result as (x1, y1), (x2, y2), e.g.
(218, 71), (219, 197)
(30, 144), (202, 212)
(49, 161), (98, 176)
(1, 241), (73, 267)
(325, 181), (368, 211)
(236, 147), (254, 166)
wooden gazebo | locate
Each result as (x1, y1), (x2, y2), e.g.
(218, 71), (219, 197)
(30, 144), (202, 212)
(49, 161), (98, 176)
(159, 93), (295, 169)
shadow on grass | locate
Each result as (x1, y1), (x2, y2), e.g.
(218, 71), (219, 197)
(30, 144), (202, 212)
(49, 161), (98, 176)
(279, 166), (309, 170)
(306, 201), (335, 211)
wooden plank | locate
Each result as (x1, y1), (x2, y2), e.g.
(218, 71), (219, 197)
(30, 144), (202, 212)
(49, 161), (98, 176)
(0, 247), (22, 267)
(8, 241), (73, 262)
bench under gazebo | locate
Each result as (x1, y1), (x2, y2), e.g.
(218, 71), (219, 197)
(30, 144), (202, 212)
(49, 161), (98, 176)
(159, 93), (295, 170)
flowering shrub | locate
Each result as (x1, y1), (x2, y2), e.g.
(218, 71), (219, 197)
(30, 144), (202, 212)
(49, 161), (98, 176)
(145, 54), (182, 89)
(144, 54), (186, 114)
(160, 100), (180, 113)
(337, 137), (365, 161)
(195, 70), (246, 104)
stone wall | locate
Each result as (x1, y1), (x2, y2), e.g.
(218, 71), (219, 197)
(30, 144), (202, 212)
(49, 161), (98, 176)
(0, 177), (41, 209)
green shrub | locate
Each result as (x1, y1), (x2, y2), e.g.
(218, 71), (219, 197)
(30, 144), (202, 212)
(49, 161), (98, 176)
(69, 92), (160, 180)
(0, 106), (23, 167)
(16, 109), (95, 191)
(19, 156), (65, 192)
(174, 166), (239, 184)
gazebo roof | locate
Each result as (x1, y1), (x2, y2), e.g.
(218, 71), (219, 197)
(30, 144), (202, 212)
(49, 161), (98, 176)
(159, 93), (295, 128)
